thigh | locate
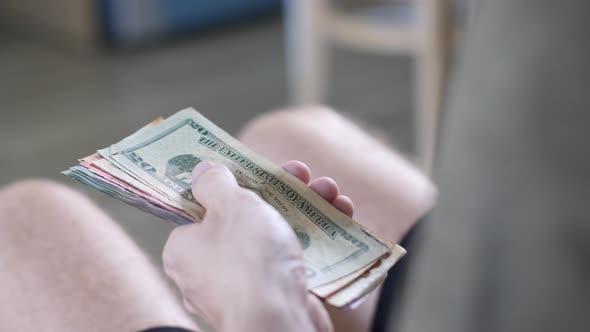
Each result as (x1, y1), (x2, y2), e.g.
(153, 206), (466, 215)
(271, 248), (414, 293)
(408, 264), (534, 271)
(0, 180), (198, 332)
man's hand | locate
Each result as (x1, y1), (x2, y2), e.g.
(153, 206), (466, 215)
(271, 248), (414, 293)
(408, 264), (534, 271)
(163, 160), (353, 332)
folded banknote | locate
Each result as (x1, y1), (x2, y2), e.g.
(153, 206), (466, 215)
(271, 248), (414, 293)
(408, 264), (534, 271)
(63, 108), (405, 307)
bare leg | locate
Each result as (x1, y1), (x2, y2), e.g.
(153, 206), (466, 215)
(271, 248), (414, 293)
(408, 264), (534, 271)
(238, 106), (436, 332)
(0, 180), (198, 332)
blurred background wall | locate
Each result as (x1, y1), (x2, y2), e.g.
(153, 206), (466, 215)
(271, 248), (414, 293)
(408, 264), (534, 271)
(0, 0), (284, 49)
(0, 0), (98, 50)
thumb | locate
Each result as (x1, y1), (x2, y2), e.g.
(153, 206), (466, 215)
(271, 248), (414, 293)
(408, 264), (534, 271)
(191, 161), (240, 210)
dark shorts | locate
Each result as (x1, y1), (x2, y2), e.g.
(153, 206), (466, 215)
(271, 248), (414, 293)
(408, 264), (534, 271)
(140, 328), (194, 332)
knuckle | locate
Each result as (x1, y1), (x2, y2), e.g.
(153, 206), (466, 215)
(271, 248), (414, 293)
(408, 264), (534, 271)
(182, 298), (196, 314)
(204, 165), (229, 178)
(265, 220), (301, 253)
(235, 188), (261, 204)
(192, 166), (230, 192)
(180, 283), (200, 305)
(162, 225), (194, 273)
(161, 243), (177, 276)
(202, 207), (224, 225)
(227, 189), (267, 216)
(222, 187), (302, 249)
(200, 165), (233, 186)
(291, 261), (308, 286)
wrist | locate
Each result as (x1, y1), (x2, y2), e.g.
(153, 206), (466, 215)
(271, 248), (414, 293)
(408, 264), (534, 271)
(222, 291), (317, 332)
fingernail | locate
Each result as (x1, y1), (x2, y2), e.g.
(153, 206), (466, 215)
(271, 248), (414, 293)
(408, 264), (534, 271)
(192, 161), (217, 182)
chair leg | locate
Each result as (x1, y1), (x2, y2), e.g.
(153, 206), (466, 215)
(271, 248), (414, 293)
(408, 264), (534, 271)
(414, 56), (439, 175)
(413, 0), (450, 175)
(284, 0), (328, 105)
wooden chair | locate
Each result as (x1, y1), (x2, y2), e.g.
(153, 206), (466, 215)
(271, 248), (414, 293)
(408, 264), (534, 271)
(284, 0), (453, 174)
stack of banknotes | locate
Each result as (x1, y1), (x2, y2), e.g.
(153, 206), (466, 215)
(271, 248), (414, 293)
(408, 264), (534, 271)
(63, 108), (405, 307)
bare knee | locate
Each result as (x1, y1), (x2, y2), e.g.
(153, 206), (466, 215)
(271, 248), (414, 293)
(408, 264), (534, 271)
(0, 179), (81, 204)
(239, 105), (339, 140)
(238, 105), (351, 161)
(0, 179), (101, 241)
(0, 178), (132, 266)
(0, 178), (86, 210)
(1, 179), (71, 226)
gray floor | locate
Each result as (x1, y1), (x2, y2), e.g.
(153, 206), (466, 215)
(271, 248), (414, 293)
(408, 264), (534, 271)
(0, 18), (413, 265)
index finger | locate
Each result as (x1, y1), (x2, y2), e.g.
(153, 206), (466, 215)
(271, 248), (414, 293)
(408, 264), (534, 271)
(282, 160), (311, 184)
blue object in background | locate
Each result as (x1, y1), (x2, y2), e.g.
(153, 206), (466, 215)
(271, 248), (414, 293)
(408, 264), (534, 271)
(100, 0), (281, 47)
